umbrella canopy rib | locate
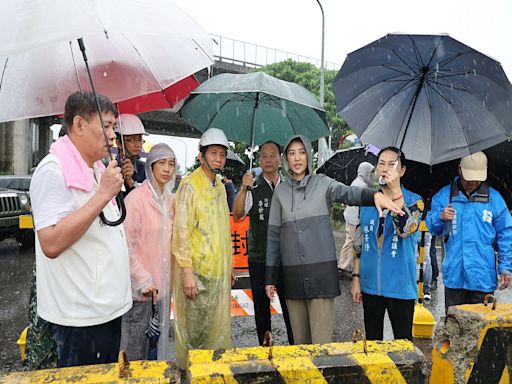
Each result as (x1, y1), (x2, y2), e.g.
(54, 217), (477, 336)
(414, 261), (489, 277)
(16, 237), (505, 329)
(397, 69), (428, 150)
(0, 58), (8, 91)
(340, 69), (416, 115)
(69, 41), (83, 92)
(391, 46), (423, 75)
(120, 35), (165, 98)
(203, 98), (233, 129)
(350, 76), (418, 136)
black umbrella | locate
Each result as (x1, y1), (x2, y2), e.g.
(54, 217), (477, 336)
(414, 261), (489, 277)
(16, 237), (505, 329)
(333, 33), (512, 165)
(316, 146), (377, 185)
(318, 143), (512, 209)
(145, 295), (160, 360)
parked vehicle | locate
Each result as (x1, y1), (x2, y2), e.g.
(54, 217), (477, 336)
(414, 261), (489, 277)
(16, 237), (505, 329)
(0, 176), (34, 249)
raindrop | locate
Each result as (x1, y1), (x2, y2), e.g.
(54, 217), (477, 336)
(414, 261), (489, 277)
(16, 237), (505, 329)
(473, 69), (477, 76)
(387, 54), (391, 62)
(103, 72), (107, 77)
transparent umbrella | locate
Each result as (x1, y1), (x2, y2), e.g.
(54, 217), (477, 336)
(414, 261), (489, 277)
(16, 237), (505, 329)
(0, 0), (213, 225)
(0, 0), (214, 122)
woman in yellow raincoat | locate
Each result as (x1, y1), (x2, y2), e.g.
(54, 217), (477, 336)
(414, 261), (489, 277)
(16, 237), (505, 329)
(172, 128), (233, 368)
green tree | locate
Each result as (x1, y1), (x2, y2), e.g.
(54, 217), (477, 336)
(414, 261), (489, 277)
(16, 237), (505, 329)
(255, 60), (351, 150)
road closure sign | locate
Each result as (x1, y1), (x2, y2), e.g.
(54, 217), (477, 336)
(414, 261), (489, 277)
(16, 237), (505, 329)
(231, 214), (249, 271)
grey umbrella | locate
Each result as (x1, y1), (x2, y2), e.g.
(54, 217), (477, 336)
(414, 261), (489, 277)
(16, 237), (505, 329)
(227, 150), (245, 165)
(333, 33), (512, 165)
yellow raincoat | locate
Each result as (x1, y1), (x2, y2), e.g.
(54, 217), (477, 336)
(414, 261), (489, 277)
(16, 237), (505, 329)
(172, 167), (232, 368)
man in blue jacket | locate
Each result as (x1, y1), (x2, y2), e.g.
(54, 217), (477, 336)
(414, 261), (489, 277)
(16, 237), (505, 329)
(426, 152), (512, 312)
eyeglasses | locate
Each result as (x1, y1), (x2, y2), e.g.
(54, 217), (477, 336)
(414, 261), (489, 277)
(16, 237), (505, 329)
(123, 136), (144, 144)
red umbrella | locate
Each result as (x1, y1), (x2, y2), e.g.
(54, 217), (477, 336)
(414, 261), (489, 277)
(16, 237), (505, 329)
(117, 75), (200, 115)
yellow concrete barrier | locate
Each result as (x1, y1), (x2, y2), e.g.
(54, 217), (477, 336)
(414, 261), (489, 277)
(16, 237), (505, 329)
(188, 339), (426, 383)
(0, 359), (180, 383)
(430, 302), (512, 384)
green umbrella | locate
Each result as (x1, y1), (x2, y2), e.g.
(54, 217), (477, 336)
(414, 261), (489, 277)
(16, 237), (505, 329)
(180, 72), (329, 168)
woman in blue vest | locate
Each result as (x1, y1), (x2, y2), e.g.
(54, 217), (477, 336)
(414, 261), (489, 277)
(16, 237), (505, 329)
(351, 147), (423, 341)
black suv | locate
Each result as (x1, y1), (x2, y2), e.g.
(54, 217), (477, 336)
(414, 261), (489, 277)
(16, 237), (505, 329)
(0, 176), (34, 249)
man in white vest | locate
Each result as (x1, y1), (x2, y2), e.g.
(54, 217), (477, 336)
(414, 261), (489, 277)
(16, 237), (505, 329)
(30, 92), (132, 367)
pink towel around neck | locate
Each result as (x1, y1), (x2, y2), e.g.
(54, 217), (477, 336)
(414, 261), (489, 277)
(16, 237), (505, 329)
(49, 135), (106, 192)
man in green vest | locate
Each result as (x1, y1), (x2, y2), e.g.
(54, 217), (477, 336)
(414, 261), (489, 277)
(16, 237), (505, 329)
(233, 141), (294, 345)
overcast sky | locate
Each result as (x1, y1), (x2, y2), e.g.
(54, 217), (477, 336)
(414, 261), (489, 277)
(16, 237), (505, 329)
(156, 0), (512, 170)
(172, 0), (512, 78)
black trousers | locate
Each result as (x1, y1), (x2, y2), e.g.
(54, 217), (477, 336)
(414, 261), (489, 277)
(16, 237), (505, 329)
(248, 262), (294, 345)
(430, 236), (439, 281)
(444, 287), (491, 313)
(50, 316), (122, 368)
(362, 292), (415, 341)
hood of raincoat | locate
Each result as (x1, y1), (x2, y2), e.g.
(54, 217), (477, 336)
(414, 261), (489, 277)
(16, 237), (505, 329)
(282, 134), (313, 182)
(357, 162), (375, 186)
(144, 143), (177, 205)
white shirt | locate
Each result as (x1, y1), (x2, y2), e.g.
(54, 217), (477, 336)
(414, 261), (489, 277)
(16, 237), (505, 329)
(31, 161), (75, 231)
(244, 174), (280, 213)
(30, 155), (132, 327)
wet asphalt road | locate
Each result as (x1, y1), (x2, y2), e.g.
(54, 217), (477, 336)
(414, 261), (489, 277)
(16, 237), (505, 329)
(2, 232), (512, 374)
(0, 239), (32, 373)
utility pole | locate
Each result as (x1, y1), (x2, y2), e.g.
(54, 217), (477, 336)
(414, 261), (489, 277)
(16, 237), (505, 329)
(316, 0), (330, 149)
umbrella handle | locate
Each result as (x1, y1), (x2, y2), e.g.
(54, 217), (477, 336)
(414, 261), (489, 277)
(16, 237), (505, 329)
(245, 158), (253, 191)
(78, 38), (126, 226)
(151, 289), (159, 315)
(99, 193), (127, 226)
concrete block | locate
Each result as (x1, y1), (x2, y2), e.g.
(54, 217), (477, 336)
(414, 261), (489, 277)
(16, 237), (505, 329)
(0, 359), (181, 383)
(430, 302), (512, 384)
(188, 340), (426, 383)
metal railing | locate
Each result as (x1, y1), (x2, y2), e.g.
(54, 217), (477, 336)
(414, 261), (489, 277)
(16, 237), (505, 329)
(211, 34), (340, 71)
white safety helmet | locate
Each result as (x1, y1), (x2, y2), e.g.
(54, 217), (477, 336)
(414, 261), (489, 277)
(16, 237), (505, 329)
(115, 114), (148, 136)
(198, 128), (229, 150)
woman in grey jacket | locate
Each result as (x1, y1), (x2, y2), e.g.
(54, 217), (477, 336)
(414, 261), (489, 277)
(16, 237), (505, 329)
(265, 135), (403, 344)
